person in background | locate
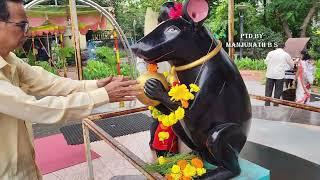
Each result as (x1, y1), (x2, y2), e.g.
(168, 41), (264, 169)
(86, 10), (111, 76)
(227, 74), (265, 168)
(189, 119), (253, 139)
(295, 50), (315, 104)
(264, 43), (295, 106)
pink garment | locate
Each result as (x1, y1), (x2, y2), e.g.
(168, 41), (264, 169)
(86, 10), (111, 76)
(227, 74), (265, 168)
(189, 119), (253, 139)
(296, 60), (315, 104)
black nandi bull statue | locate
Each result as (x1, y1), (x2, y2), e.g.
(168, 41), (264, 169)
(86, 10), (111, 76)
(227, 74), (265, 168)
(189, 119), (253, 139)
(131, 0), (252, 179)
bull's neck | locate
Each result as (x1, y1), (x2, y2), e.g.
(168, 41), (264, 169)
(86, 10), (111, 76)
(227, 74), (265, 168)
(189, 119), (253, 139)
(176, 66), (202, 85)
(175, 37), (220, 85)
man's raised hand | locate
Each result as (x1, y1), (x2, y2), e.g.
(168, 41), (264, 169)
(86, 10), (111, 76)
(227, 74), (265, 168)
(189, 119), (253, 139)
(104, 80), (143, 102)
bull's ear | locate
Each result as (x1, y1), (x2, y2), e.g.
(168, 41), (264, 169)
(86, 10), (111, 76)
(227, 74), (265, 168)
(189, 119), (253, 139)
(183, 0), (209, 25)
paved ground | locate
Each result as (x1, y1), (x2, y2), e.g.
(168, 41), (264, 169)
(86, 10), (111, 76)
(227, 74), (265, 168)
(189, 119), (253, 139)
(42, 118), (320, 180)
(244, 80), (265, 106)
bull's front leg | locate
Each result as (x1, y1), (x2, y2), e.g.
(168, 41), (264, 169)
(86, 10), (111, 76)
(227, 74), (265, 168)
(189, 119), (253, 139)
(144, 79), (179, 155)
(144, 78), (179, 111)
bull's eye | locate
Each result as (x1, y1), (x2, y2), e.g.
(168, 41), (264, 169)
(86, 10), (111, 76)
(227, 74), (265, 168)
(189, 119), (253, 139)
(165, 26), (180, 33)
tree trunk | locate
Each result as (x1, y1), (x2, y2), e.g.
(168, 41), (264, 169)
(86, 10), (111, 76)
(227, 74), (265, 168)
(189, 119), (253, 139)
(228, 0), (235, 61)
(263, 0), (267, 21)
(276, 11), (292, 38)
(300, 1), (319, 37)
(281, 17), (292, 38)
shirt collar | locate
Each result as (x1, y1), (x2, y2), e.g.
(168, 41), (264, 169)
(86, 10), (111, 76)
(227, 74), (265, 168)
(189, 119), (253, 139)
(0, 55), (9, 70)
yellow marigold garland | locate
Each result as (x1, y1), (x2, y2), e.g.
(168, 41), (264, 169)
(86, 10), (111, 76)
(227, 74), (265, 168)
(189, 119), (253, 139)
(164, 157), (206, 179)
(147, 64), (200, 142)
(147, 153), (207, 179)
(149, 83), (200, 142)
(190, 84), (200, 93)
(158, 156), (167, 165)
(168, 84), (195, 102)
(183, 164), (197, 177)
(171, 165), (181, 174)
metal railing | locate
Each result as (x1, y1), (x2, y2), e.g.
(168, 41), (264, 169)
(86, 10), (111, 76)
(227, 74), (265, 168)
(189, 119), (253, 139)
(82, 107), (164, 180)
(250, 94), (320, 113)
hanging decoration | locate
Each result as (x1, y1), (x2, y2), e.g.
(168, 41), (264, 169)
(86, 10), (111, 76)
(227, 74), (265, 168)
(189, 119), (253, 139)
(26, 5), (109, 36)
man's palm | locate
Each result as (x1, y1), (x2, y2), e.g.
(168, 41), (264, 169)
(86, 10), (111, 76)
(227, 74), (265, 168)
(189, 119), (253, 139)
(104, 80), (142, 102)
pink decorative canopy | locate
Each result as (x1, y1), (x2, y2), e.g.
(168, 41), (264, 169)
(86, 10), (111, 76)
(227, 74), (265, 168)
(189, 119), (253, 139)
(27, 14), (108, 36)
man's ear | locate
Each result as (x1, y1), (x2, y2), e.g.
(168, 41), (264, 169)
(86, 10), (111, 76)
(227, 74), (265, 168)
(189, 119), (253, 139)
(183, 0), (209, 25)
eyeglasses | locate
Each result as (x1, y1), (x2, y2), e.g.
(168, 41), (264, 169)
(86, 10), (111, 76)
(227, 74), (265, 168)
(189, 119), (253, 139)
(0, 20), (29, 33)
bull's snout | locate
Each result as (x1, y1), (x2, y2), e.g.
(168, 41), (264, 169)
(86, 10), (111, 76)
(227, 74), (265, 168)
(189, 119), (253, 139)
(131, 42), (151, 54)
(131, 42), (148, 60)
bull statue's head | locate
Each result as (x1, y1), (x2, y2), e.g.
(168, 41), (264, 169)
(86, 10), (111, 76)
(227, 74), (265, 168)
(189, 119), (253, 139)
(131, 0), (213, 67)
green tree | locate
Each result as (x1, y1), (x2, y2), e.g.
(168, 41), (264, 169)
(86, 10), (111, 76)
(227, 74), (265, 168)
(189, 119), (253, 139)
(139, 0), (168, 11)
(266, 0), (319, 38)
(112, 0), (146, 39)
(206, 0), (229, 41)
(91, 0), (112, 7)
(309, 28), (320, 60)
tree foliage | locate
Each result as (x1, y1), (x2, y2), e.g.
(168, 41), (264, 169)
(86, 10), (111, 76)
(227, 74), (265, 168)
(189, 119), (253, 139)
(265, 0), (319, 38)
(24, 0), (318, 59)
(112, 0), (146, 40)
(205, 0), (319, 59)
(206, 0), (228, 40)
(309, 27), (320, 60)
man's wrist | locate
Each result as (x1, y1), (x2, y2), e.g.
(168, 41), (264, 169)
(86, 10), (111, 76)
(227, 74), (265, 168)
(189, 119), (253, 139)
(88, 88), (109, 107)
(85, 80), (99, 91)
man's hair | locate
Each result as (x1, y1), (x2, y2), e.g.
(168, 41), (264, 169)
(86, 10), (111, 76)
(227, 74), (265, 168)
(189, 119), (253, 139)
(301, 49), (311, 60)
(0, 0), (23, 21)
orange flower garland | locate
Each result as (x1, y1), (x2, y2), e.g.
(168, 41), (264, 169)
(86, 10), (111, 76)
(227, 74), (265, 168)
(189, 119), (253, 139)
(147, 63), (158, 73)
(160, 157), (207, 179)
(191, 158), (204, 168)
(177, 160), (188, 170)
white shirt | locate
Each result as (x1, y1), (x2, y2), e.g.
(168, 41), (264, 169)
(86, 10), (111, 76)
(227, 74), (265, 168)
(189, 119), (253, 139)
(264, 48), (294, 79)
(0, 52), (109, 180)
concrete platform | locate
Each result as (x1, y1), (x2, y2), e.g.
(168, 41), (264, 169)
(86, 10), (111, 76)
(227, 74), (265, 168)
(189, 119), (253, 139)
(234, 159), (270, 180)
(204, 158), (270, 180)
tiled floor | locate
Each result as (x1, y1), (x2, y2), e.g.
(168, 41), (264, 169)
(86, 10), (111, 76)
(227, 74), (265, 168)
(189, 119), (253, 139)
(42, 118), (320, 180)
(43, 131), (155, 180)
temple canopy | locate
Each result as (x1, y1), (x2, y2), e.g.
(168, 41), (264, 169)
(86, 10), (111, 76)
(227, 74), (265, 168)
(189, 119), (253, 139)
(26, 5), (111, 36)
